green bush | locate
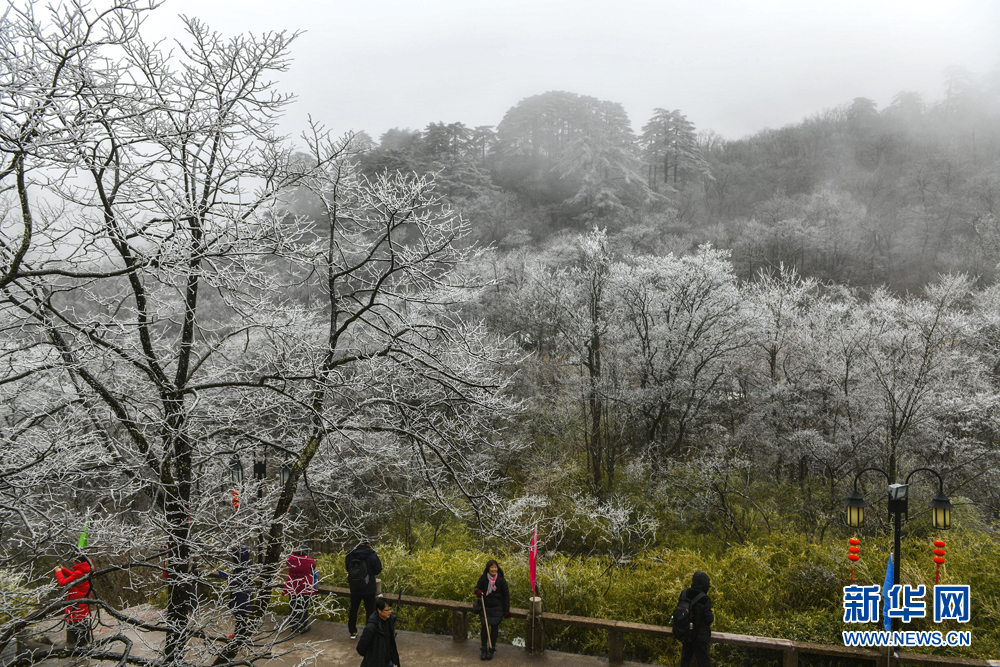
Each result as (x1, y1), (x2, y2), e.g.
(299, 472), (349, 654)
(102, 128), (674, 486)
(312, 527), (1000, 665)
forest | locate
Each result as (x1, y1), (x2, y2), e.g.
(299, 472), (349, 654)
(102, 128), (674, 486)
(2, 1), (1000, 665)
(344, 76), (1000, 294)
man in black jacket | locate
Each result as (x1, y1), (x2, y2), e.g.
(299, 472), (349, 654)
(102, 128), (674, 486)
(346, 537), (383, 639)
(679, 570), (714, 667)
(357, 598), (400, 667)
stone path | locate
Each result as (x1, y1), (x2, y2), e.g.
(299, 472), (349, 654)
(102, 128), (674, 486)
(262, 617), (648, 667)
(26, 609), (648, 667)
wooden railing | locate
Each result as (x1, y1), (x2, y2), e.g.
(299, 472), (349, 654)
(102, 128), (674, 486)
(316, 586), (999, 667)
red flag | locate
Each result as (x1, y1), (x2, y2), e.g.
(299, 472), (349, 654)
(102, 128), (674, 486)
(529, 528), (538, 596)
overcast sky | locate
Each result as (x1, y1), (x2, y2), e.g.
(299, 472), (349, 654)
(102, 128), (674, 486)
(144, 0), (1000, 144)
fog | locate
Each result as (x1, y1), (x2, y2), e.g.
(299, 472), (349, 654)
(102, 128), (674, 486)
(139, 0), (1000, 140)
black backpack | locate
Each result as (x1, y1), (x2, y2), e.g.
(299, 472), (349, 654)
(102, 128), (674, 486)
(671, 591), (706, 643)
(347, 555), (370, 591)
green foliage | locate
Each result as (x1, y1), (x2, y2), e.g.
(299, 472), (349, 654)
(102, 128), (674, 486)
(313, 527), (1000, 665)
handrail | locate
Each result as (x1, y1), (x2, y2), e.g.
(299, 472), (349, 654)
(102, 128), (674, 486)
(314, 586), (1000, 667)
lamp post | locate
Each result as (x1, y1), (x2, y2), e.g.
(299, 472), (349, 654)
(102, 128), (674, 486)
(231, 445), (296, 557)
(253, 449), (267, 562)
(279, 460), (292, 537)
(228, 455), (244, 514)
(843, 466), (953, 634)
(229, 454), (244, 487)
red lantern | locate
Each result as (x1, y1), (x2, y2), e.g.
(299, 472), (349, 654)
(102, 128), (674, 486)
(932, 540), (945, 583)
(232, 489), (240, 512)
(847, 538), (861, 583)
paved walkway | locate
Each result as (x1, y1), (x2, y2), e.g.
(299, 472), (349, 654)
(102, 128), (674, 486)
(269, 621), (642, 667)
(31, 609), (648, 667)
(263, 618), (647, 667)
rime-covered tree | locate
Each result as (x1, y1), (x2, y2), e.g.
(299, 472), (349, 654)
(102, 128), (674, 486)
(0, 3), (521, 666)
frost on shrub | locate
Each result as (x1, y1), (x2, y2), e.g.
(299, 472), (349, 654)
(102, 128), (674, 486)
(0, 569), (33, 624)
(659, 456), (770, 541)
(484, 494), (551, 544)
(561, 493), (657, 564)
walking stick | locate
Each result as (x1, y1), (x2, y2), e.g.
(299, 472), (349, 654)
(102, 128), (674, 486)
(479, 594), (492, 651)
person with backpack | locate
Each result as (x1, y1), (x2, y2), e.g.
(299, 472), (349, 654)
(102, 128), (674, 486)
(54, 554), (93, 647)
(283, 548), (317, 633)
(345, 537), (382, 640)
(672, 570), (714, 667)
(356, 597), (400, 667)
(473, 559), (510, 661)
(214, 546), (254, 645)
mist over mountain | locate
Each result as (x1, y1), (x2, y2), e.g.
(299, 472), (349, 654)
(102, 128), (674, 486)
(290, 66), (1000, 293)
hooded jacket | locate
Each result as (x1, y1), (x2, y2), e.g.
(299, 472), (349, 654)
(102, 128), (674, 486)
(679, 570), (714, 643)
(357, 610), (400, 667)
(284, 552), (317, 596)
(345, 544), (383, 596)
(474, 564), (510, 626)
(55, 560), (92, 623)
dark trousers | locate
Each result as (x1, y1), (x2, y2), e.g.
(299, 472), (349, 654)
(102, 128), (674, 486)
(348, 592), (376, 634)
(66, 620), (91, 647)
(680, 641), (710, 667)
(187, 583), (198, 612)
(289, 595), (311, 631)
(480, 619), (499, 652)
(234, 614), (253, 643)
(212, 615), (253, 665)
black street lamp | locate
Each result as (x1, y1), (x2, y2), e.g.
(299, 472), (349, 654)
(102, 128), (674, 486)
(253, 449), (267, 562)
(844, 489), (867, 528)
(230, 444), (297, 558)
(929, 492), (954, 530)
(228, 455), (244, 488)
(844, 466), (953, 634)
(253, 453), (266, 489)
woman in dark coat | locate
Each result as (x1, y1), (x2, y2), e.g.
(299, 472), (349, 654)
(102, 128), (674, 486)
(216, 546), (253, 643)
(474, 559), (509, 661)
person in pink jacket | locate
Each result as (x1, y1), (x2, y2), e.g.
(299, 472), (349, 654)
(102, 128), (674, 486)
(283, 548), (317, 633)
(54, 555), (92, 646)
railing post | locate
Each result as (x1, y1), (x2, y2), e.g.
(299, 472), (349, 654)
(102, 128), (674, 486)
(783, 647), (798, 667)
(451, 610), (467, 642)
(525, 596), (545, 654)
(608, 626), (624, 666)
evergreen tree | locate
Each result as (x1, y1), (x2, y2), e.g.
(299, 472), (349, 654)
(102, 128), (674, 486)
(640, 108), (711, 190)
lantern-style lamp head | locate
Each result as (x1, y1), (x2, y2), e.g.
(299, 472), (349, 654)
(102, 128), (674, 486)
(279, 461), (292, 487)
(844, 489), (867, 527)
(229, 455), (244, 487)
(929, 492), (954, 530)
